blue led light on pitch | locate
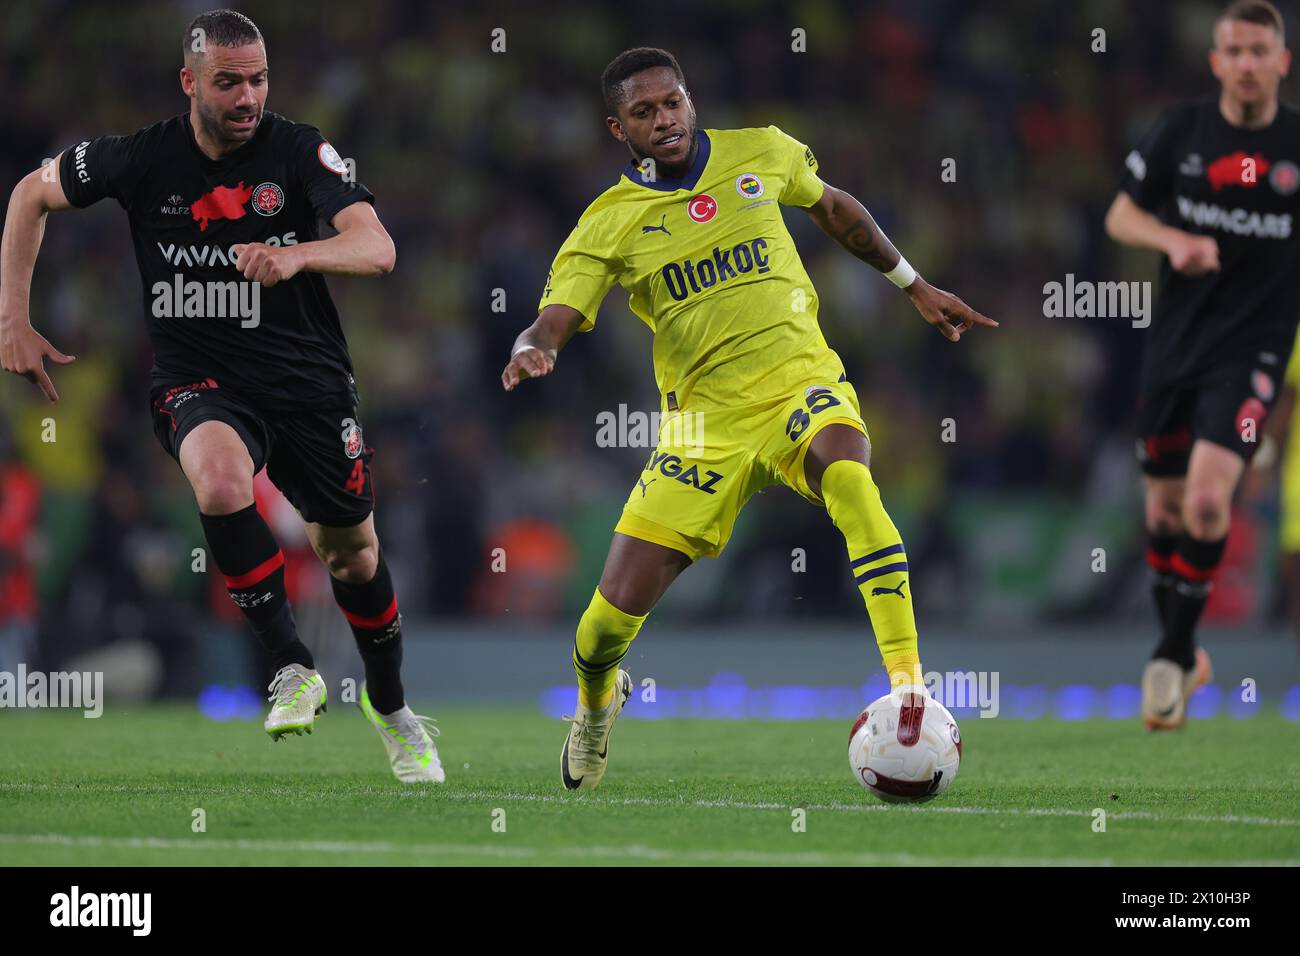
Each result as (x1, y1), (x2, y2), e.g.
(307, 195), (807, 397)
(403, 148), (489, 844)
(198, 684), (263, 721)
(1282, 685), (1300, 721)
(538, 678), (1300, 720)
(539, 686), (572, 719)
(706, 672), (747, 719)
(1007, 685), (1050, 720)
(861, 677), (890, 703)
(1226, 690), (1259, 719)
(1054, 685), (1096, 721)
(830, 686), (868, 718)
(638, 687), (674, 720)
(198, 685), (235, 721)
(1104, 684), (1142, 719)
(1186, 684), (1222, 719)
(768, 687), (820, 720)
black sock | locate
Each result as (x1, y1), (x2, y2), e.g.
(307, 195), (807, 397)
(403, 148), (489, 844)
(1152, 534), (1226, 670)
(200, 505), (314, 673)
(1146, 531), (1178, 634)
(331, 550), (404, 714)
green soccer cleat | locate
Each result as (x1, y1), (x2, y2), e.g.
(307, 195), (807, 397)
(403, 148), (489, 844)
(264, 664), (327, 740)
(561, 669), (634, 792)
(358, 684), (446, 783)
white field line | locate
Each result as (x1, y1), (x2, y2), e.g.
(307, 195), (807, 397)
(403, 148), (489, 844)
(0, 833), (1294, 867)
(450, 790), (1300, 829)
(2, 781), (1298, 829)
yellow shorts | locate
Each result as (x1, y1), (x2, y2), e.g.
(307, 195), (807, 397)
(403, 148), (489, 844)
(614, 379), (868, 560)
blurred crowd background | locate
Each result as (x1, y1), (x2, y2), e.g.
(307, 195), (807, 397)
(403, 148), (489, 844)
(2, 0), (1297, 691)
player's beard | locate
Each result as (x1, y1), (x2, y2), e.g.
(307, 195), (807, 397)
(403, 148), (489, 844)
(633, 118), (698, 179)
(1227, 81), (1277, 128)
(1237, 78), (1272, 107)
(195, 88), (260, 149)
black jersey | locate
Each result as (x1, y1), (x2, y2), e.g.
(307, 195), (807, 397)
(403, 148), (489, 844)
(1120, 99), (1300, 384)
(58, 111), (374, 406)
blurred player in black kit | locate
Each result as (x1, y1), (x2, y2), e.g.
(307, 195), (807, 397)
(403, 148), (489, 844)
(0, 9), (443, 780)
(1106, 0), (1300, 729)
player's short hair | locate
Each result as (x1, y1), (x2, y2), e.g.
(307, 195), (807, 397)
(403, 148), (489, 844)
(183, 9), (264, 63)
(601, 47), (686, 117)
(1216, 0), (1286, 42)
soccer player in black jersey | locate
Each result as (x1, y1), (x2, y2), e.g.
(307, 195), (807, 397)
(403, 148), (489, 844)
(0, 9), (442, 780)
(1106, 0), (1300, 730)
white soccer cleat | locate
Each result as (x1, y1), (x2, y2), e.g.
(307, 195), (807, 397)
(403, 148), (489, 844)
(264, 664), (327, 740)
(1142, 648), (1212, 731)
(358, 684), (446, 783)
(561, 669), (634, 792)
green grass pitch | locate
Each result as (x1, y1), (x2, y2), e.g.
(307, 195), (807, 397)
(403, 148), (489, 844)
(1, 706), (1296, 866)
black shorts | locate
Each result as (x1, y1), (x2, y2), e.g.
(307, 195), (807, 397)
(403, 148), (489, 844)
(150, 376), (375, 526)
(1136, 360), (1283, 477)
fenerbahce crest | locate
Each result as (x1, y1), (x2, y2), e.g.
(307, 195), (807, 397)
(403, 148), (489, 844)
(340, 417), (364, 459)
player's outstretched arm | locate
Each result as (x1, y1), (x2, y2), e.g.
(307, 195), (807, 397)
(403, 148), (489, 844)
(501, 304), (586, 391)
(232, 202), (396, 287)
(807, 182), (997, 342)
(1104, 191), (1220, 276)
(0, 155), (78, 404)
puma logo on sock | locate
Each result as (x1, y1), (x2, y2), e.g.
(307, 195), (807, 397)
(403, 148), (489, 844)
(871, 579), (907, 598)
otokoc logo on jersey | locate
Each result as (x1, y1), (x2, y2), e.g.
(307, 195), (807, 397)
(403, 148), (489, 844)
(661, 237), (771, 301)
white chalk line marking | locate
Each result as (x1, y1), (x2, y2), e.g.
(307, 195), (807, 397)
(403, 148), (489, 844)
(2, 781), (1298, 828)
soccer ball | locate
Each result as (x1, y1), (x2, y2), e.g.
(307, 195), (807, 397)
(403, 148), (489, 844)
(848, 687), (962, 803)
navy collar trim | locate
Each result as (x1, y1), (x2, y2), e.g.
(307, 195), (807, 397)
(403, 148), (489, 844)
(622, 130), (711, 192)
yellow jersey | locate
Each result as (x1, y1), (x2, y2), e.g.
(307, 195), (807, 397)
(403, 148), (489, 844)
(1287, 327), (1300, 393)
(1283, 326), (1300, 480)
(539, 126), (845, 412)
(1281, 327), (1300, 552)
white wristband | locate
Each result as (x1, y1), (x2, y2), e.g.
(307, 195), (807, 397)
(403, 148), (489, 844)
(884, 256), (918, 289)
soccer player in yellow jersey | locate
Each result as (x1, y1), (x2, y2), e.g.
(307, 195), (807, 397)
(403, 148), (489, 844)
(501, 48), (996, 791)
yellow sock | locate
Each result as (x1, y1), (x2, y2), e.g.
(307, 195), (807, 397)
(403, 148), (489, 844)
(882, 652), (925, 688)
(821, 459), (922, 688)
(573, 587), (648, 709)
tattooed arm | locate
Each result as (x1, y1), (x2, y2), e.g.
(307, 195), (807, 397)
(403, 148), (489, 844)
(806, 183), (997, 342)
